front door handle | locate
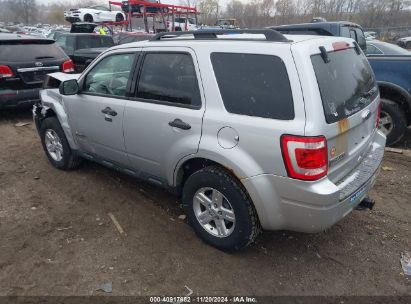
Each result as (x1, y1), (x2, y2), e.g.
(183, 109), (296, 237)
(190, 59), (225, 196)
(101, 107), (117, 116)
(168, 119), (191, 130)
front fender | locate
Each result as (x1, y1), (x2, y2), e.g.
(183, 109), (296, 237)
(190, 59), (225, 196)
(38, 89), (78, 151)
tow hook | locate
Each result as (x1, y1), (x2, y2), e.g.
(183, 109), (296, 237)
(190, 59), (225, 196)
(355, 197), (375, 211)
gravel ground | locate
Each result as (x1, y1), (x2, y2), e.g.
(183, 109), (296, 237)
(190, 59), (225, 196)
(0, 109), (410, 297)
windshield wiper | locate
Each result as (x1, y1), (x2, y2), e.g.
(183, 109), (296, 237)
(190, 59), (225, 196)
(35, 56), (55, 59)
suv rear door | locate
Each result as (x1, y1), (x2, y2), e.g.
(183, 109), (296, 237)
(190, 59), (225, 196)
(292, 39), (380, 184)
(0, 38), (68, 89)
(123, 48), (205, 183)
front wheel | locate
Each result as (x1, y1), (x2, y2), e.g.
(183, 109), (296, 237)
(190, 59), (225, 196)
(182, 166), (260, 251)
(379, 98), (407, 146)
(40, 117), (81, 170)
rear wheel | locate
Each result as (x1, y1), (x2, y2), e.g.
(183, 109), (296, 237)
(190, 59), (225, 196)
(182, 166), (260, 251)
(40, 117), (81, 170)
(380, 98), (407, 146)
(84, 14), (93, 22)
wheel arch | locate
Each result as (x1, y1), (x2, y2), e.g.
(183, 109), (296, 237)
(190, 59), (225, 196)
(378, 81), (411, 124)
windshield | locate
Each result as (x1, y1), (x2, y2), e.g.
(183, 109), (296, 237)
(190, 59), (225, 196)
(370, 41), (410, 55)
(312, 48), (377, 124)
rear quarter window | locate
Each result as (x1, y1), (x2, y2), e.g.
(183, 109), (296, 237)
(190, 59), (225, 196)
(211, 53), (294, 120)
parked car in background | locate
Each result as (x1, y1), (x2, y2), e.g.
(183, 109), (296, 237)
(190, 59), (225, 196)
(272, 21), (411, 145)
(366, 40), (410, 56)
(113, 31), (154, 45)
(168, 17), (198, 31)
(0, 34), (73, 109)
(271, 21), (367, 50)
(397, 36), (411, 49)
(55, 33), (114, 72)
(64, 6), (125, 23)
(34, 30), (385, 251)
(47, 29), (69, 41)
(121, 0), (167, 14)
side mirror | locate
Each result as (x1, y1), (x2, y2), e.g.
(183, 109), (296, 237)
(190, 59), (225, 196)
(59, 79), (79, 95)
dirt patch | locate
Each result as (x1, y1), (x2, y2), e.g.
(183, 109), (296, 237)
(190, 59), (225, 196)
(0, 110), (410, 296)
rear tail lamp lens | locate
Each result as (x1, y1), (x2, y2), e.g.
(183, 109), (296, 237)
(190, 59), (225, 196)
(281, 135), (328, 181)
(0, 65), (14, 78)
(62, 60), (75, 73)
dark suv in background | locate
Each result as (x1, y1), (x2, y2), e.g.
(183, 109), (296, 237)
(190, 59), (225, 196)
(0, 33), (73, 109)
(55, 33), (114, 72)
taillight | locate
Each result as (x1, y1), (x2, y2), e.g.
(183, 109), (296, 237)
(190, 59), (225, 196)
(0, 65), (14, 78)
(62, 60), (75, 73)
(376, 100), (381, 128)
(281, 135), (328, 181)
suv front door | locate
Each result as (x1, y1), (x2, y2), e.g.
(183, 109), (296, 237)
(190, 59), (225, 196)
(123, 49), (205, 183)
(65, 51), (138, 164)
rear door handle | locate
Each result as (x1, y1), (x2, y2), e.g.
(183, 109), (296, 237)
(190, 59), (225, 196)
(101, 107), (117, 116)
(168, 119), (191, 130)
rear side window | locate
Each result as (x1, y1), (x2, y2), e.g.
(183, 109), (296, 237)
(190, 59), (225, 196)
(311, 48), (377, 124)
(0, 40), (66, 62)
(136, 53), (201, 107)
(211, 53), (294, 120)
(77, 36), (114, 49)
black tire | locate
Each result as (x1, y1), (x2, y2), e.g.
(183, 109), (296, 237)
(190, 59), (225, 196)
(380, 98), (407, 146)
(39, 117), (81, 170)
(174, 26), (182, 31)
(84, 14), (93, 23)
(406, 41), (411, 49)
(116, 14), (124, 22)
(182, 166), (260, 251)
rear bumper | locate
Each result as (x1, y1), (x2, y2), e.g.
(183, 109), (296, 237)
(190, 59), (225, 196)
(242, 130), (386, 232)
(0, 88), (40, 109)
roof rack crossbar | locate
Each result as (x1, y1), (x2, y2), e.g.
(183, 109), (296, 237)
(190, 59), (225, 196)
(151, 29), (289, 42)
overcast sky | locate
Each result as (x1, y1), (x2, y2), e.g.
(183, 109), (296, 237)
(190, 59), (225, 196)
(36, 0), (233, 6)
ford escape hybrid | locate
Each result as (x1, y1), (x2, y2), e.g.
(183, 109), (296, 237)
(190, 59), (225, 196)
(34, 29), (386, 251)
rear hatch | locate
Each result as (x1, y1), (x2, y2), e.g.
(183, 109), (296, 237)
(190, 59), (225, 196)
(0, 38), (68, 89)
(70, 23), (97, 34)
(293, 38), (380, 184)
(309, 42), (380, 184)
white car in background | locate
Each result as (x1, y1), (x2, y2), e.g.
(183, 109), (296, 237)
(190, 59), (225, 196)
(167, 17), (198, 31)
(64, 5), (125, 23)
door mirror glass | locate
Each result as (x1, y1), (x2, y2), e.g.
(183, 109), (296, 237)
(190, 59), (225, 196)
(59, 79), (79, 95)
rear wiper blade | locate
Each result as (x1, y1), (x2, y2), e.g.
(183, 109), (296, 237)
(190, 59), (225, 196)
(361, 86), (378, 98)
(35, 56), (55, 59)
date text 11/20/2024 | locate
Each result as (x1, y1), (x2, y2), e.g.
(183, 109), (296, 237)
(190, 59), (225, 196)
(149, 296), (257, 303)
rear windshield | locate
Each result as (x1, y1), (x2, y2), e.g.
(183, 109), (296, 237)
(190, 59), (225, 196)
(0, 40), (66, 62)
(77, 36), (114, 49)
(211, 53), (294, 120)
(311, 48), (377, 124)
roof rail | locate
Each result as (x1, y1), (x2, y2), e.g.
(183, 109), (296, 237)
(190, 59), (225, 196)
(151, 29), (289, 42)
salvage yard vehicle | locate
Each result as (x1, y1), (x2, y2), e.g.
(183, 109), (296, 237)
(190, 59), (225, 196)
(0, 34), (73, 109)
(272, 21), (411, 145)
(34, 29), (386, 251)
(55, 33), (114, 72)
(64, 5), (125, 23)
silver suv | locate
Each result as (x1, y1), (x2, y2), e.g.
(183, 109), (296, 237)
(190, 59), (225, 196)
(34, 30), (386, 251)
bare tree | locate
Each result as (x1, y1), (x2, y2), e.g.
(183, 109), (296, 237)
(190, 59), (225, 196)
(7, 0), (37, 24)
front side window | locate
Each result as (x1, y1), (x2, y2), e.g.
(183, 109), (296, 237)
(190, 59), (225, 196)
(83, 53), (135, 97)
(136, 53), (201, 107)
(211, 53), (295, 120)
